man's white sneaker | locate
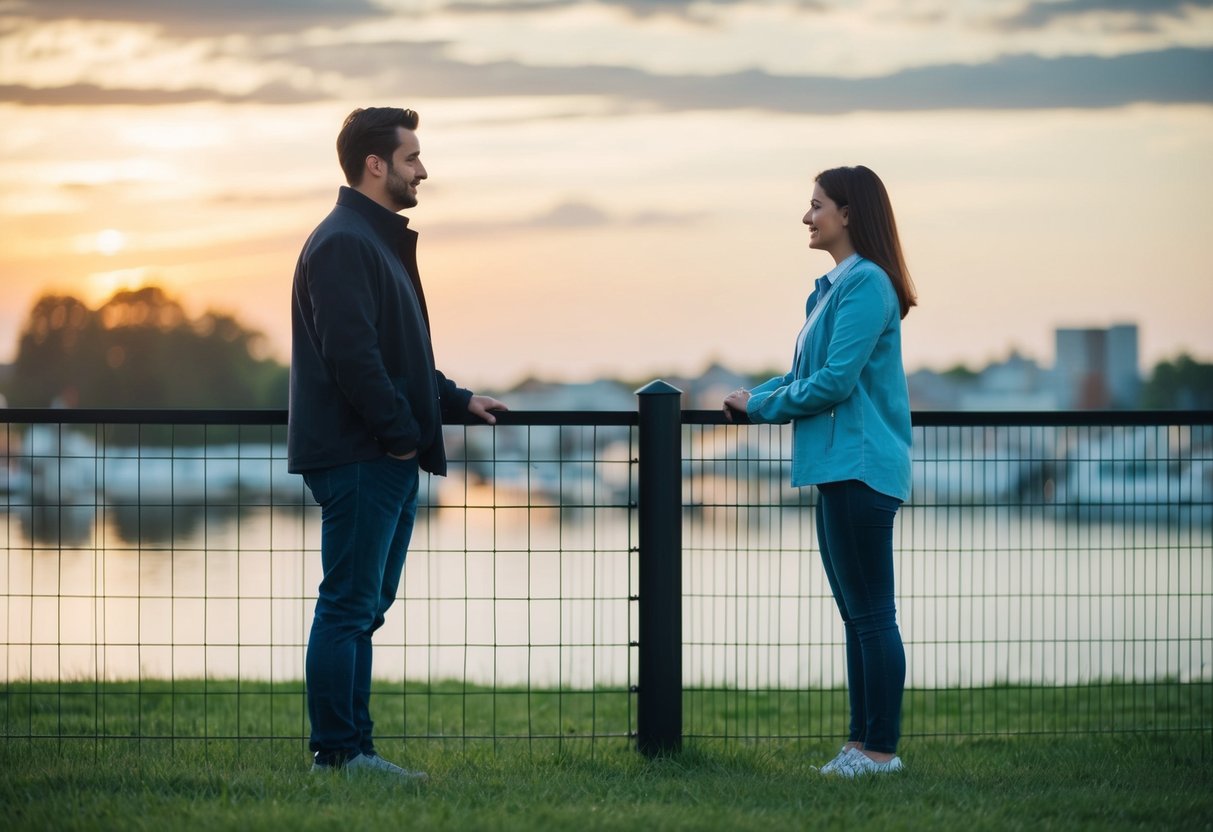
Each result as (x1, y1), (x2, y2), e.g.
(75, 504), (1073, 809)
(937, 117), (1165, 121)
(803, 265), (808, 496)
(311, 752), (428, 781)
(818, 746), (861, 775)
(834, 751), (904, 778)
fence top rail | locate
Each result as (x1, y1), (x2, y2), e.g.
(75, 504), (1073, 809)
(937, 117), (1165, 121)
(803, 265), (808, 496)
(0, 407), (1209, 428)
(910, 410), (1213, 427)
(0, 408), (638, 427)
(686, 410), (1213, 426)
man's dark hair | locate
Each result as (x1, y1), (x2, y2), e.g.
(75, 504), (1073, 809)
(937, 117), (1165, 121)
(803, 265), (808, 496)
(336, 107), (420, 186)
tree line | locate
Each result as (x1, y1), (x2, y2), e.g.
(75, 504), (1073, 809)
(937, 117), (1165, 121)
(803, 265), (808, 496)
(1142, 354), (1213, 410)
(1, 286), (1208, 410)
(4, 287), (287, 409)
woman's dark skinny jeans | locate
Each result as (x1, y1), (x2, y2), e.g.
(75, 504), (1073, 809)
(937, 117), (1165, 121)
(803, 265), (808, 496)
(815, 479), (906, 754)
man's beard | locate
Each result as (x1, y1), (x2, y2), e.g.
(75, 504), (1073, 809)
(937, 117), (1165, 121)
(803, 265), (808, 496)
(386, 166), (417, 209)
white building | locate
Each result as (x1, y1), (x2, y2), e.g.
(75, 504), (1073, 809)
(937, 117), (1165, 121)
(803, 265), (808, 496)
(1054, 324), (1140, 409)
(959, 350), (1058, 410)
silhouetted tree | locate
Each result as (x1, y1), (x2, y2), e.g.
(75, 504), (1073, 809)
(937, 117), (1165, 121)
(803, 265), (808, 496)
(10, 294), (101, 407)
(6, 287), (287, 408)
(1143, 354), (1213, 409)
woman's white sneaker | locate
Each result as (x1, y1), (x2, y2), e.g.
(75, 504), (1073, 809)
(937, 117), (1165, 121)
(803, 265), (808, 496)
(818, 746), (861, 775)
(835, 752), (903, 777)
(349, 753), (428, 780)
(311, 752), (427, 780)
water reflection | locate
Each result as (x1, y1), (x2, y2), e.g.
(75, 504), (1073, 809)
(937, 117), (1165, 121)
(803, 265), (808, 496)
(2, 421), (1210, 688)
(2, 501), (1209, 689)
(11, 504), (97, 547)
(6, 502), (308, 547)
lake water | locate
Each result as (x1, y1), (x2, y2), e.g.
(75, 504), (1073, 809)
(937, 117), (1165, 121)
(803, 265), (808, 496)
(3, 483), (1209, 689)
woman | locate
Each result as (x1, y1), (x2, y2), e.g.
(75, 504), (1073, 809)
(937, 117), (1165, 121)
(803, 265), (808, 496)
(724, 165), (916, 777)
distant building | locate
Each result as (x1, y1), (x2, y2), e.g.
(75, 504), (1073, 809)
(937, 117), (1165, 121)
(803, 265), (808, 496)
(1054, 324), (1140, 409)
(909, 323), (1144, 411)
(498, 377), (636, 411)
(907, 368), (970, 410)
(1105, 324), (1141, 407)
(491, 322), (1147, 416)
(958, 350), (1058, 411)
(909, 351), (1058, 410)
(668, 362), (754, 410)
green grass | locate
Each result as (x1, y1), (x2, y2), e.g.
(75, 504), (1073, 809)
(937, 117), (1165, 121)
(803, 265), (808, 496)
(0, 680), (635, 745)
(2, 682), (1211, 831)
(7, 680), (1209, 743)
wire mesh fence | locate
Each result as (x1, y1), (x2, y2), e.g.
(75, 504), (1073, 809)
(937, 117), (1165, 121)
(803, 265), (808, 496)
(681, 412), (1212, 747)
(1, 407), (1210, 756)
(0, 411), (638, 756)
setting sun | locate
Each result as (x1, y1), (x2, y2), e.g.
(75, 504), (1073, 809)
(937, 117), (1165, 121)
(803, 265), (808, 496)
(0, 1), (1209, 388)
(94, 229), (126, 256)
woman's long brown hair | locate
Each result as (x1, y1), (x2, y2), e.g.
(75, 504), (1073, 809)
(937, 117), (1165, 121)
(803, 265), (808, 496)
(816, 166), (917, 319)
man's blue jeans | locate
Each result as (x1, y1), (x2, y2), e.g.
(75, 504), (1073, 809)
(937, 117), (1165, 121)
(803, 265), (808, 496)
(303, 455), (420, 761)
(815, 479), (906, 754)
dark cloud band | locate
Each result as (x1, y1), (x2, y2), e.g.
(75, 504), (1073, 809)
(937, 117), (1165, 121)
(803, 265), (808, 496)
(1000, 0), (1213, 30)
(0, 81), (327, 106)
(6, 0), (385, 35)
(284, 41), (1213, 112)
(5, 45), (1210, 113)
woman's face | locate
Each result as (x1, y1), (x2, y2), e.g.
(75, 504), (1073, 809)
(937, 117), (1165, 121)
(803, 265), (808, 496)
(803, 182), (850, 254)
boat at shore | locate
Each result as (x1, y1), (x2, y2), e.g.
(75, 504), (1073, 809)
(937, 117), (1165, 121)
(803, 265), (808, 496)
(1049, 427), (1212, 524)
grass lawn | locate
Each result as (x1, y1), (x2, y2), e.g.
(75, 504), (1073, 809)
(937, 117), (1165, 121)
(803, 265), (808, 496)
(2, 682), (1211, 831)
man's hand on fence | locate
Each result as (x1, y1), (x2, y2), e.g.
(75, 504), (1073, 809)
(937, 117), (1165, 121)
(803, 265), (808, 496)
(468, 395), (509, 425)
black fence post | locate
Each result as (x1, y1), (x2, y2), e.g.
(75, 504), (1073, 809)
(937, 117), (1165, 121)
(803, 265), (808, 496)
(634, 379), (683, 756)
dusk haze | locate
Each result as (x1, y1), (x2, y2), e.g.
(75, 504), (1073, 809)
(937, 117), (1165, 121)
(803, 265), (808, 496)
(2, 0), (1211, 390)
(2, 2), (1212, 822)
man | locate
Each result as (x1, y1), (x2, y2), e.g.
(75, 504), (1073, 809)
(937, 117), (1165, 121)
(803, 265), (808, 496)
(288, 107), (506, 778)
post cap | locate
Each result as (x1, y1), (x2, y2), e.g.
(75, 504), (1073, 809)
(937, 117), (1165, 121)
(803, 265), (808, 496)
(634, 379), (683, 397)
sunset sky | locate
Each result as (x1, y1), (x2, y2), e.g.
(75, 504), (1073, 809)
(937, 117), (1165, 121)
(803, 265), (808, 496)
(2, 0), (1211, 390)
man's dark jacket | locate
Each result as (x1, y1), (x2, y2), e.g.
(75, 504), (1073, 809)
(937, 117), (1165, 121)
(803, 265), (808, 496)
(288, 187), (471, 476)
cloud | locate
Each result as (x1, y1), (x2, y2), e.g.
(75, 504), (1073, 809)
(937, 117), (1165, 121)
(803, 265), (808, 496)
(0, 81), (329, 107)
(9, 32), (1211, 113)
(207, 186), (338, 205)
(998, 0), (1213, 30)
(837, 48), (1213, 111)
(427, 200), (704, 237)
(5, 0), (386, 35)
(536, 201), (703, 228)
(281, 40), (1213, 112)
(441, 0), (804, 21)
(530, 201), (611, 227)
(0, 83), (234, 106)
(443, 0), (583, 12)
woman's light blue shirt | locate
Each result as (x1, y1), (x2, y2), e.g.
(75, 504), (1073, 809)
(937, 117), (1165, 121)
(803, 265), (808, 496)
(746, 256), (912, 501)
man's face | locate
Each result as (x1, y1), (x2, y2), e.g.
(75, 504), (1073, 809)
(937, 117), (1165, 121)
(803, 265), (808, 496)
(384, 127), (426, 210)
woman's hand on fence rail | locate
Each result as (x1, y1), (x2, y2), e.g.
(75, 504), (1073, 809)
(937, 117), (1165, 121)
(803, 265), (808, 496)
(722, 389), (751, 422)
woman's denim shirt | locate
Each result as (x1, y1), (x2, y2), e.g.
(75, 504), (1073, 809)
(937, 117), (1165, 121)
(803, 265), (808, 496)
(746, 257), (912, 501)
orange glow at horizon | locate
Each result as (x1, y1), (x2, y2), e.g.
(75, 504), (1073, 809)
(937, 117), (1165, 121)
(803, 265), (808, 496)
(78, 268), (153, 306)
(0, 2), (1210, 391)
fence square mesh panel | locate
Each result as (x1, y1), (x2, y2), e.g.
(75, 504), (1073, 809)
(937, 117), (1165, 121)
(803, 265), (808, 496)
(2, 409), (1210, 754)
(680, 417), (1211, 745)
(1, 416), (638, 755)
